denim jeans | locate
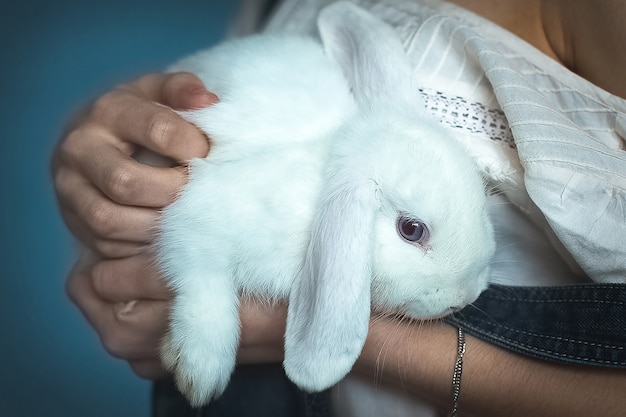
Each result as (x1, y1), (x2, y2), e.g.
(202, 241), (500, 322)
(445, 283), (626, 368)
(153, 283), (626, 416)
(152, 363), (333, 417)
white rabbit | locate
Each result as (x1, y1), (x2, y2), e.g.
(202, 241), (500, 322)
(157, 1), (496, 407)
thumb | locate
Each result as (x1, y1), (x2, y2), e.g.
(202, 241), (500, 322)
(160, 71), (218, 110)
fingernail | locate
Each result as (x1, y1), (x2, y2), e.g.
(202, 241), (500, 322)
(189, 88), (218, 108)
(115, 300), (138, 316)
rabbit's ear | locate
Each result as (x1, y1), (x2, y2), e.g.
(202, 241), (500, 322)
(284, 179), (377, 392)
(318, 2), (421, 111)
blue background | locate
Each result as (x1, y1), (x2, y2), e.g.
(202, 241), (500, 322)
(0, 1), (240, 416)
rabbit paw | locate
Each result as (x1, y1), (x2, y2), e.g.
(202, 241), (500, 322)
(161, 329), (236, 406)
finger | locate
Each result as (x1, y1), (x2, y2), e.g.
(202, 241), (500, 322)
(64, 213), (148, 259)
(91, 254), (172, 303)
(55, 168), (159, 242)
(105, 300), (170, 359)
(56, 126), (188, 208)
(67, 256), (170, 360)
(60, 210), (147, 258)
(161, 72), (218, 110)
(135, 72), (218, 110)
(91, 239), (146, 260)
(80, 145), (187, 207)
(92, 89), (210, 162)
(128, 359), (169, 380)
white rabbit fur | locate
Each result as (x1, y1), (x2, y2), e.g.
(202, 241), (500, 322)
(157, 1), (495, 407)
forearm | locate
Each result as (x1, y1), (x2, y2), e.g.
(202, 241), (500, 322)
(238, 299), (287, 364)
(357, 318), (626, 417)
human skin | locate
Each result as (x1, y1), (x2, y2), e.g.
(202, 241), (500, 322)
(54, 73), (215, 378)
(53, 0), (626, 415)
(446, 0), (626, 98)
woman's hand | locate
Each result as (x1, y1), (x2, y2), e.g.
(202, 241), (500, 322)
(53, 72), (216, 378)
(52, 72), (214, 258)
(67, 252), (173, 379)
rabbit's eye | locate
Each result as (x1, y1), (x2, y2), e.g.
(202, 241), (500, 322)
(397, 216), (429, 245)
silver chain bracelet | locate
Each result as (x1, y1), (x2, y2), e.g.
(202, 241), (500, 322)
(449, 327), (466, 417)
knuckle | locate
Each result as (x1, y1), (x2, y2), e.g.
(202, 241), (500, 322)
(105, 164), (136, 203)
(147, 111), (177, 150)
(87, 200), (117, 238)
(91, 90), (118, 118)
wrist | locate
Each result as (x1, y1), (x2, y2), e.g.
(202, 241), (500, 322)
(355, 318), (459, 405)
(237, 299), (287, 364)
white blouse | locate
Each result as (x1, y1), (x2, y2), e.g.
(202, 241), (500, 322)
(260, 0), (626, 285)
